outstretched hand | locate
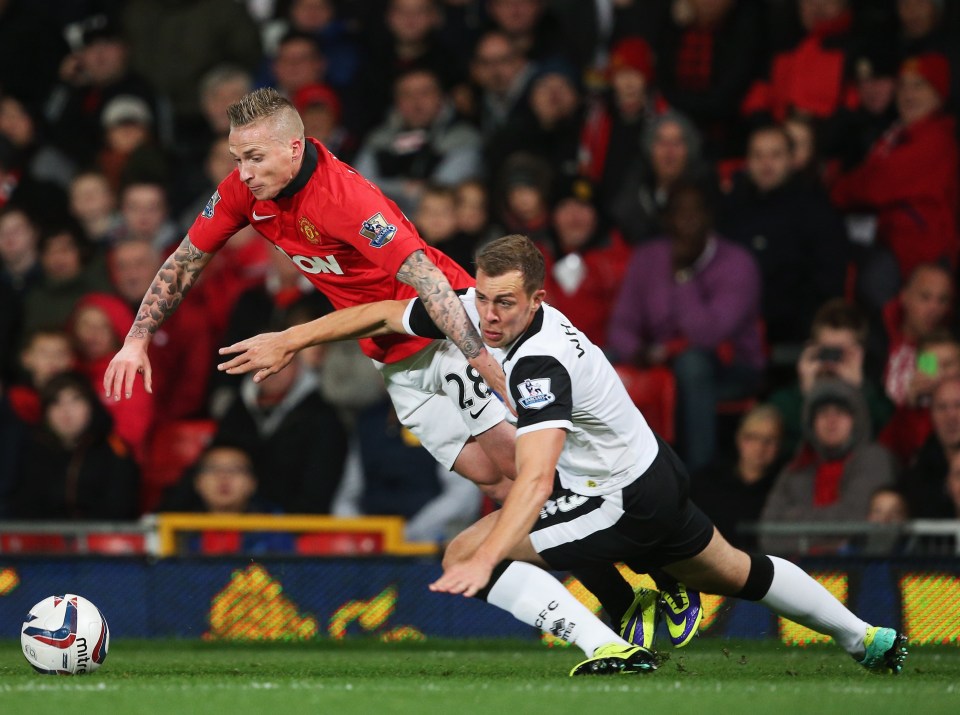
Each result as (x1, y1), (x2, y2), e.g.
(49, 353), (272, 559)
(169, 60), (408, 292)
(429, 556), (494, 598)
(104, 338), (152, 400)
(218, 331), (296, 383)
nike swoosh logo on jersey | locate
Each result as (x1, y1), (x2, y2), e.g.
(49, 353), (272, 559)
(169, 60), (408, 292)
(469, 401), (491, 420)
(252, 210), (276, 220)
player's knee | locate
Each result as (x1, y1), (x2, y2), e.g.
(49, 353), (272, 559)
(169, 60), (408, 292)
(479, 477), (511, 503)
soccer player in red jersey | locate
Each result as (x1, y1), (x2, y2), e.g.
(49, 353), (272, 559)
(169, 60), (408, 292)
(103, 87), (514, 499)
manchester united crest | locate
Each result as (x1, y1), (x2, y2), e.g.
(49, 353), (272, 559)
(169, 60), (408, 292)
(298, 216), (320, 244)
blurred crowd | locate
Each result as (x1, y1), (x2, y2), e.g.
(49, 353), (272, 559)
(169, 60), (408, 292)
(2, 0), (960, 553)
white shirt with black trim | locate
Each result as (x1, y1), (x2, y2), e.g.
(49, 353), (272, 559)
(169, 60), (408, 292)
(402, 288), (659, 496)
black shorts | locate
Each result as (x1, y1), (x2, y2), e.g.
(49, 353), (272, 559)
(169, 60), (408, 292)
(529, 435), (715, 573)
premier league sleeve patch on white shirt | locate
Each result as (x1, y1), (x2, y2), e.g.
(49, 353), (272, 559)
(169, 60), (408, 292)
(517, 378), (555, 410)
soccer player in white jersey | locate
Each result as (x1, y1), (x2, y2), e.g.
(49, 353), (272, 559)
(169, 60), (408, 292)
(219, 234), (908, 676)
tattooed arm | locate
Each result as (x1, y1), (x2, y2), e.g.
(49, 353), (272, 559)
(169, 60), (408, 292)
(396, 250), (511, 409)
(104, 237), (215, 400)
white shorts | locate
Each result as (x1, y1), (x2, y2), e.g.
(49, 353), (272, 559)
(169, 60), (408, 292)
(375, 341), (507, 470)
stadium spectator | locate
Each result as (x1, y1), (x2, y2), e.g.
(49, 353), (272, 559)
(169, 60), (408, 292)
(21, 221), (111, 335)
(10, 370), (140, 520)
(896, 0), (959, 102)
(691, 403), (785, 551)
(214, 350), (348, 514)
(898, 376), (960, 518)
(353, 67), (483, 216)
(258, 0), (359, 92)
(830, 53), (958, 312)
(68, 171), (122, 246)
(158, 442), (294, 554)
(414, 184), (477, 276)
(6, 328), (76, 426)
(491, 152), (553, 246)
(867, 486), (911, 524)
(718, 124), (849, 348)
(741, 0), (860, 126)
(454, 179), (499, 257)
(782, 112), (830, 188)
(768, 298), (893, 457)
(268, 31), (329, 101)
(333, 395), (483, 543)
(760, 377), (897, 555)
(121, 0), (262, 136)
(349, 0), (462, 137)
(0, 204), (42, 296)
(115, 181), (179, 253)
(875, 262), (954, 406)
(96, 95), (169, 194)
(608, 110), (710, 245)
(0, 134), (68, 219)
(483, 0), (572, 66)
(485, 58), (584, 182)
(608, 181), (764, 471)
(467, 30), (537, 139)
(579, 36), (668, 210)
(0, 92), (75, 190)
(70, 292), (154, 462)
(293, 83), (355, 164)
(656, 0), (764, 158)
(879, 330), (960, 466)
(43, 16), (161, 168)
(534, 175), (631, 349)
(835, 44), (900, 169)
(109, 237), (214, 423)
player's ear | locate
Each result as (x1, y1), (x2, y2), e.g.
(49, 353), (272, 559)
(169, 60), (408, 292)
(290, 137), (304, 162)
(531, 288), (546, 309)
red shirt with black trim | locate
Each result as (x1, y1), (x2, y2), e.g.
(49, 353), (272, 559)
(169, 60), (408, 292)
(187, 138), (472, 363)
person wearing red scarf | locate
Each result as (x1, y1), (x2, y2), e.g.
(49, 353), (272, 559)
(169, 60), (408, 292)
(759, 377), (897, 554)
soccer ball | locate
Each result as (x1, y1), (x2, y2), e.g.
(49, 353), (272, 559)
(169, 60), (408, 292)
(20, 594), (109, 675)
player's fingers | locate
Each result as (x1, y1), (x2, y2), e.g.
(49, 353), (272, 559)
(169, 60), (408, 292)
(103, 366), (116, 398)
(123, 367), (138, 400)
(253, 367), (274, 384)
(216, 353), (246, 372)
(143, 364), (153, 394)
(218, 339), (248, 355)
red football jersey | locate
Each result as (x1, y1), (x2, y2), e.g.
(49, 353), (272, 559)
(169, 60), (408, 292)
(188, 138), (473, 363)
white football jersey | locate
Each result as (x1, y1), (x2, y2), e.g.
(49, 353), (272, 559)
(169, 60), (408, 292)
(403, 288), (659, 496)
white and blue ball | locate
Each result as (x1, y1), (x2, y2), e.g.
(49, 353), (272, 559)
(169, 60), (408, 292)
(20, 594), (109, 674)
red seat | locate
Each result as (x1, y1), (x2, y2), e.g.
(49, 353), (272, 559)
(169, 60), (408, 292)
(141, 419), (218, 513)
(613, 365), (676, 443)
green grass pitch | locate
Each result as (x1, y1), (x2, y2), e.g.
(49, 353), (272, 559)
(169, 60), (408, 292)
(1, 639), (958, 715)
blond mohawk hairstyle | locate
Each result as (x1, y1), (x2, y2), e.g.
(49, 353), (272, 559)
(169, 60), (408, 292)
(227, 87), (303, 137)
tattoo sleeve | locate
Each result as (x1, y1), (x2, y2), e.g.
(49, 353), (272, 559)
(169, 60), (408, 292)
(396, 250), (483, 359)
(127, 236), (214, 339)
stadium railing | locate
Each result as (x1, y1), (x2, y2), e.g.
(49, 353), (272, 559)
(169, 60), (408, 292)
(741, 520), (960, 556)
(0, 515), (438, 557)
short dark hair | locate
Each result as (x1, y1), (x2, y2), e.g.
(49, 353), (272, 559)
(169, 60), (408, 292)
(475, 234), (545, 295)
(810, 298), (868, 345)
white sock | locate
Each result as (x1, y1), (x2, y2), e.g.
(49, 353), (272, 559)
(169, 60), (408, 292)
(760, 556), (869, 656)
(486, 562), (627, 656)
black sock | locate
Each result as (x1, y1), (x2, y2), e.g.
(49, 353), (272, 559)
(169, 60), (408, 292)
(571, 563), (635, 625)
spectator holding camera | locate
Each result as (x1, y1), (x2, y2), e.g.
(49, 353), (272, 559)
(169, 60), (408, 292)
(879, 330), (960, 466)
(769, 299), (894, 458)
(760, 377), (897, 556)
